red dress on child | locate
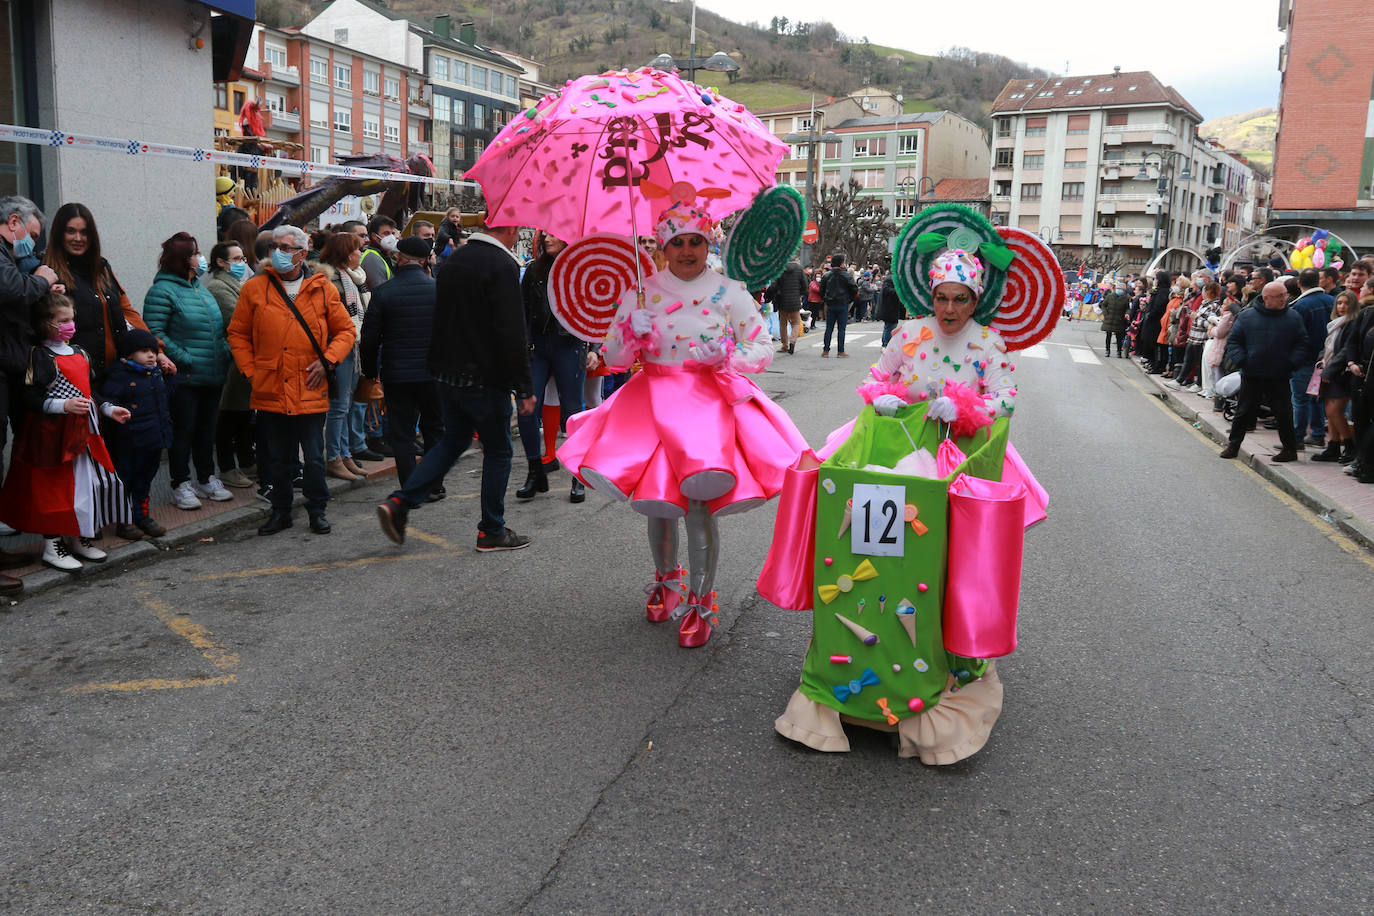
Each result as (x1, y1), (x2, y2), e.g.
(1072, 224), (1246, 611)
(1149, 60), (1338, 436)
(0, 351), (129, 537)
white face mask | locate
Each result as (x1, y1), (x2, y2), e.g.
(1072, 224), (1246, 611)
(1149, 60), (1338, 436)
(379, 234), (399, 253)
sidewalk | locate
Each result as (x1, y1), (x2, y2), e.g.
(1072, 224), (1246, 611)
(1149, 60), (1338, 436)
(1124, 354), (1374, 551)
(0, 456), (404, 603)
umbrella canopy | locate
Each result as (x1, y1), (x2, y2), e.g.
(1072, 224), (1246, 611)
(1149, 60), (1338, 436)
(466, 68), (787, 241)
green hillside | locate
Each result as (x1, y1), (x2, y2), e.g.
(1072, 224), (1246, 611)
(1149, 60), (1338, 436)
(1200, 107), (1277, 156)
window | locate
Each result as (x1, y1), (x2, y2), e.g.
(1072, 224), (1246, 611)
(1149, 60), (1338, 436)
(433, 94), (450, 121)
(452, 134), (466, 160)
(1023, 153), (1044, 170)
(214, 84), (227, 110)
(1017, 214), (1038, 231)
(265, 92), (286, 113)
(1021, 183), (1042, 200)
(798, 117), (812, 132)
(333, 107), (351, 132)
(853, 137), (885, 157)
(472, 66), (488, 91)
(310, 145), (327, 164)
(1025, 117), (1047, 137)
(362, 117), (380, 139)
(1064, 150), (1087, 169)
(1008, 92), (1026, 100)
(452, 61), (467, 86)
(1096, 86), (1115, 93)
(472, 139), (485, 158)
(506, 75), (518, 97)
(1037, 91), (1054, 98)
(384, 122), (400, 144)
(309, 99), (328, 128)
(311, 57), (329, 85)
(384, 77), (400, 100)
(363, 70), (380, 95)
(1066, 88), (1083, 96)
(264, 44), (287, 69)
(995, 118), (1012, 138)
(994, 148), (1013, 169)
(233, 90), (245, 114)
(433, 55), (448, 82)
(822, 141), (840, 159)
(1067, 115), (1089, 134)
(994, 180), (1012, 196)
(334, 63), (351, 90)
(895, 199), (916, 218)
(1059, 215), (1081, 234)
(1062, 182), (1085, 200)
(472, 103), (486, 129)
(1106, 111), (1128, 126)
(898, 134), (919, 155)
(852, 168), (884, 189)
(452, 100), (466, 126)
(790, 144), (810, 159)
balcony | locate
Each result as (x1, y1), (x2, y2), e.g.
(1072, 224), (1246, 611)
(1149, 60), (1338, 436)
(261, 62), (300, 87)
(262, 109), (300, 133)
(1094, 226), (1158, 247)
(1097, 193), (1157, 213)
(408, 97), (431, 118)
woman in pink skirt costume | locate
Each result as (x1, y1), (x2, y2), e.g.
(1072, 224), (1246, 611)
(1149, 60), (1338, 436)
(559, 203), (808, 647)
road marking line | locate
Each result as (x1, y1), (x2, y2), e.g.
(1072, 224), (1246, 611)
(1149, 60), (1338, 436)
(1021, 345), (1049, 359)
(1069, 349), (1102, 365)
(62, 675), (237, 696)
(189, 551), (451, 582)
(865, 339), (884, 348)
(407, 526), (457, 549)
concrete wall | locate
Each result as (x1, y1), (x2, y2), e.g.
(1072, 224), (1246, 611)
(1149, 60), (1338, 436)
(33, 0), (216, 305)
(303, 0), (416, 71)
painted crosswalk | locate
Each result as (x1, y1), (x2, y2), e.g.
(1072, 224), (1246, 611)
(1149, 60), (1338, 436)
(778, 334), (1108, 367)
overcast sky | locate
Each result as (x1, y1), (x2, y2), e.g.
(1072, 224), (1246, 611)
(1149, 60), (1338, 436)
(699, 0), (1284, 121)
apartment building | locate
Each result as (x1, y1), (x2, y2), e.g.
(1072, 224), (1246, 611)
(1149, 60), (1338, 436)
(1271, 0), (1374, 250)
(990, 70), (1265, 272)
(302, 0), (525, 184)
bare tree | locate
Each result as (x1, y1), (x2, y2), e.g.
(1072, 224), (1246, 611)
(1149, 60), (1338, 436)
(812, 179), (895, 268)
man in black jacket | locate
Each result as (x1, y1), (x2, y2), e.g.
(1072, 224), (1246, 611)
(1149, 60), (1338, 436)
(376, 221), (535, 550)
(1220, 280), (1308, 462)
(767, 258), (805, 354)
(360, 236), (444, 496)
(820, 253), (856, 357)
(875, 269), (903, 346)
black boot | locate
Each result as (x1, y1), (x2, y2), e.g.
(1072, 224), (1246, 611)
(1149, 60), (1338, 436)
(516, 460), (548, 499)
(1339, 440), (1358, 465)
(1310, 440), (1342, 462)
(258, 510), (293, 536)
(569, 478), (585, 503)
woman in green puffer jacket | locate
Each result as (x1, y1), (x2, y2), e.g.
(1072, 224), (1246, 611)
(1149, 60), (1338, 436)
(143, 232), (233, 511)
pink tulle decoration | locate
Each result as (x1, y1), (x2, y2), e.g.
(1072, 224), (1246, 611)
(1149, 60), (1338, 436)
(942, 380), (994, 439)
(857, 378), (913, 405)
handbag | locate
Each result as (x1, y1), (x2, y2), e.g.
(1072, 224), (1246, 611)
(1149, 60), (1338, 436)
(354, 374), (383, 402)
(267, 274), (337, 399)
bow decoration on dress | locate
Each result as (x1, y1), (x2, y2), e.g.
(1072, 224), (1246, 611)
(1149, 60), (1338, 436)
(832, 667), (880, 702)
(817, 558), (879, 605)
(915, 230), (1015, 271)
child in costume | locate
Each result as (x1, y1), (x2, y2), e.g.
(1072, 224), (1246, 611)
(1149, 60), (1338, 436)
(100, 328), (176, 539)
(762, 208), (1055, 764)
(0, 293), (131, 571)
(559, 203), (808, 647)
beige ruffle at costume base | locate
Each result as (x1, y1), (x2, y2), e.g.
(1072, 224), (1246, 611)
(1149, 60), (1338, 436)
(775, 662), (1003, 765)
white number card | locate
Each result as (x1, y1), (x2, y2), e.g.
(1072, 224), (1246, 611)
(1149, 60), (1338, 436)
(851, 483), (905, 557)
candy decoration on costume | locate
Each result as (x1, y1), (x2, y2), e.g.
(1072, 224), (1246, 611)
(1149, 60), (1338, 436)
(891, 203), (1009, 323)
(896, 600), (918, 647)
(722, 184), (807, 289)
(831, 667), (880, 701)
(817, 557), (879, 604)
(834, 612), (879, 646)
(988, 226), (1066, 351)
(548, 233), (656, 343)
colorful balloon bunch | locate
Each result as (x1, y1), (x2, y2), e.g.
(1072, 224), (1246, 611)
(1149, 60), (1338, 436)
(1291, 229), (1344, 271)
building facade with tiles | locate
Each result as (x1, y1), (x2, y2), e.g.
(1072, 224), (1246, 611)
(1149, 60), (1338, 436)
(1271, 0), (1374, 251)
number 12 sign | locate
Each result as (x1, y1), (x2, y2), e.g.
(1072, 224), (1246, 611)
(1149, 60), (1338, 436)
(851, 483), (905, 557)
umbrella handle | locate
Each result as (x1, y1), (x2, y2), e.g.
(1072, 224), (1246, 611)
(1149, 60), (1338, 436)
(627, 113), (645, 303)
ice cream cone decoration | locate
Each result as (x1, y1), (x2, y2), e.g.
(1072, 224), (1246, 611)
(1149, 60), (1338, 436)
(896, 599), (918, 647)
(834, 612), (879, 646)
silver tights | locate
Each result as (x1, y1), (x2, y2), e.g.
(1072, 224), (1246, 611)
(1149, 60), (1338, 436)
(647, 501), (719, 598)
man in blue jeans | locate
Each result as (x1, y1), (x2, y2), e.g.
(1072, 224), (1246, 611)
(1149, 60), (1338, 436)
(375, 220), (536, 551)
(1288, 268), (1334, 448)
(820, 252), (856, 357)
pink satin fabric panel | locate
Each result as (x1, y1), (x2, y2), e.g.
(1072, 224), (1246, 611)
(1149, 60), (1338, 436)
(943, 474), (1026, 658)
(755, 451), (821, 610)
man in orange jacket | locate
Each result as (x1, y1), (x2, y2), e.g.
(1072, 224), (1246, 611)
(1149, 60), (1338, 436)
(228, 225), (355, 536)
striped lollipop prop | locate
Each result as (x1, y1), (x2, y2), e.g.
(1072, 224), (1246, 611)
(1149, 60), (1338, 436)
(723, 184), (806, 289)
(548, 233), (655, 343)
(891, 203), (1008, 324)
(989, 226), (1065, 351)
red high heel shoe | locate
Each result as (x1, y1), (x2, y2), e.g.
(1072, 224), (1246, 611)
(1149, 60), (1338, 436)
(677, 590), (719, 648)
(644, 566), (686, 622)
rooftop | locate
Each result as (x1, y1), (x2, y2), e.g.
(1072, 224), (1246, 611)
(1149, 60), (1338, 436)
(930, 178), (991, 201)
(345, 0), (520, 70)
(829, 112), (946, 131)
(991, 70), (1202, 122)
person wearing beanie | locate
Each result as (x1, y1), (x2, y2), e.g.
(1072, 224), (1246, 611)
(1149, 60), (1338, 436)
(100, 327), (177, 539)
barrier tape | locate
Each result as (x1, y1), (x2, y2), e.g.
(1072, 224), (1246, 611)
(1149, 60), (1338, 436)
(0, 123), (478, 190)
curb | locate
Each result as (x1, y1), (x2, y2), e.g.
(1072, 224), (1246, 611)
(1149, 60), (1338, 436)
(1141, 370), (1374, 553)
(4, 467), (395, 605)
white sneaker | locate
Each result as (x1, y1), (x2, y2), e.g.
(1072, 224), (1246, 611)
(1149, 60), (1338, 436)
(1186, 384), (1202, 393)
(192, 476), (233, 502)
(66, 535), (107, 562)
(42, 536), (81, 572)
(172, 481), (203, 510)
(1164, 379), (1181, 390)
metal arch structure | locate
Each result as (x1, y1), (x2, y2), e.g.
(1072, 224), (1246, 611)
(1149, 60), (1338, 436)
(1221, 224), (1363, 272)
(1144, 245), (1205, 277)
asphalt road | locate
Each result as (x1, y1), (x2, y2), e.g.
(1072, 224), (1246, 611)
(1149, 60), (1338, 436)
(2, 319), (1370, 914)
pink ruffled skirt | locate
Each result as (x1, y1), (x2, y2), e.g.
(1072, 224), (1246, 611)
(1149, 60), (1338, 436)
(559, 363), (808, 518)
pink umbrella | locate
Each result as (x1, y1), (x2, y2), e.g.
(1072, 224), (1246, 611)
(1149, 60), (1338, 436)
(466, 67), (788, 243)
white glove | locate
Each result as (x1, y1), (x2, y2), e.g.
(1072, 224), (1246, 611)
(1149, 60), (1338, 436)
(689, 337), (728, 365)
(926, 395), (958, 423)
(629, 309), (654, 337)
(872, 394), (907, 417)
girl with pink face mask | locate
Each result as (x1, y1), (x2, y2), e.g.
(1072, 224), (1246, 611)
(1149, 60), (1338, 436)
(0, 292), (131, 571)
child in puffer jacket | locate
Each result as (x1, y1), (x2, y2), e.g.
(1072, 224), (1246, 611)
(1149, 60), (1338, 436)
(101, 328), (177, 539)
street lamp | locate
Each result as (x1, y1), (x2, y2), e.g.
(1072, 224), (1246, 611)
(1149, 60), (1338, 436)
(647, 0), (740, 84)
(1136, 150), (1193, 269)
